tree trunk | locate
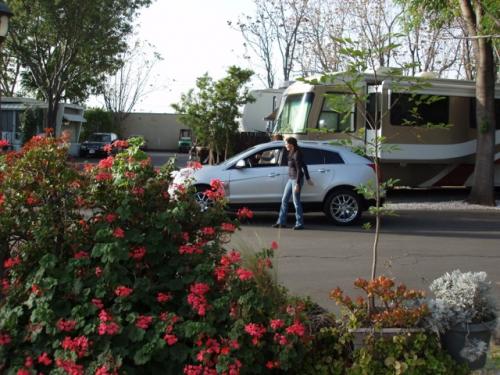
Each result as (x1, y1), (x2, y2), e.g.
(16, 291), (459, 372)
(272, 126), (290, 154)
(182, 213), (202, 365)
(46, 95), (60, 133)
(459, 0), (496, 205)
(468, 40), (496, 205)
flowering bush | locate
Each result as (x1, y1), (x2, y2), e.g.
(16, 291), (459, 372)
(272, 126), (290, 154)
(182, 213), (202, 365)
(330, 276), (429, 329)
(0, 135), (310, 374)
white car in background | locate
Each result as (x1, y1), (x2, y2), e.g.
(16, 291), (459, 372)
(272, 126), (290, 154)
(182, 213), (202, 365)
(172, 140), (381, 225)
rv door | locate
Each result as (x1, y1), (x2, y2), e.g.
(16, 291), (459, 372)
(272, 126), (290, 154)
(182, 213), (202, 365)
(365, 83), (388, 159)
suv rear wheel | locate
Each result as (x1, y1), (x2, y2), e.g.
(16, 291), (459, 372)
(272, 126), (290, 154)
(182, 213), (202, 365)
(194, 185), (212, 212)
(323, 189), (361, 225)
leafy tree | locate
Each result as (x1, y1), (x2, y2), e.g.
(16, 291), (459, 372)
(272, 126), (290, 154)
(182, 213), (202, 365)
(173, 66), (254, 164)
(398, 0), (498, 205)
(20, 106), (43, 143)
(6, 0), (153, 131)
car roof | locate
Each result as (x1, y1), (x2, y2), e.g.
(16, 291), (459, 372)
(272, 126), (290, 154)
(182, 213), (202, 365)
(255, 140), (370, 163)
(258, 140), (349, 152)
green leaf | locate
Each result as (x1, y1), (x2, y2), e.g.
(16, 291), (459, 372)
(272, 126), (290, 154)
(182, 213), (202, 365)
(133, 342), (155, 365)
(128, 326), (146, 342)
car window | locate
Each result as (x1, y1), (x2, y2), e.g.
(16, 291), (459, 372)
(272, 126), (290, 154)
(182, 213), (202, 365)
(221, 145), (258, 166)
(242, 147), (282, 168)
(89, 134), (111, 142)
(302, 148), (324, 165)
(323, 150), (344, 164)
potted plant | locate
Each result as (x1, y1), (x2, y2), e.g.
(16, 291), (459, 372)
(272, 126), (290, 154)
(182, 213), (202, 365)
(331, 276), (429, 349)
(428, 270), (498, 370)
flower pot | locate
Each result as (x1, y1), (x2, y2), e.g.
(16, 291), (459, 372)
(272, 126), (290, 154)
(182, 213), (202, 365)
(350, 327), (426, 350)
(441, 320), (497, 370)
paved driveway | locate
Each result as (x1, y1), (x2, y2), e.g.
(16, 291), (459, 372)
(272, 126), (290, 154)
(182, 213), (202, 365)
(230, 209), (500, 312)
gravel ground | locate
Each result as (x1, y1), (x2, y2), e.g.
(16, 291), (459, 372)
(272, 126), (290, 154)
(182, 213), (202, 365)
(385, 188), (500, 211)
(386, 201), (500, 211)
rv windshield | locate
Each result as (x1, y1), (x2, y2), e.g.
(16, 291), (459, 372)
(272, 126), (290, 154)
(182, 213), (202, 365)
(274, 92), (314, 134)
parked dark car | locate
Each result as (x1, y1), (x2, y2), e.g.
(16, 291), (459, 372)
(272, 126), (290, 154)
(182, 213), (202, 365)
(79, 132), (118, 157)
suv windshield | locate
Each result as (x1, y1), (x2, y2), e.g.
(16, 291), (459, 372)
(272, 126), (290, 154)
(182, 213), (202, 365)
(88, 134), (111, 142)
(274, 92), (314, 134)
(220, 145), (259, 166)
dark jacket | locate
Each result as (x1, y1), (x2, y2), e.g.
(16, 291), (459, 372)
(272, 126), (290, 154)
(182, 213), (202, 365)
(288, 150), (310, 184)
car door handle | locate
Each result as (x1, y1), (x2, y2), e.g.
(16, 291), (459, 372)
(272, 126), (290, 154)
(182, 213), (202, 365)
(317, 169), (329, 173)
(267, 173), (278, 177)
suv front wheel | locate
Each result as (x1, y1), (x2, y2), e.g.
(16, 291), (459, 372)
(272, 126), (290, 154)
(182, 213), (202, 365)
(323, 189), (361, 225)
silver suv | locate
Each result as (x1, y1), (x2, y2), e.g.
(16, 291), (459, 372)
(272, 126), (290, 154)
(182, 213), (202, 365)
(173, 141), (380, 225)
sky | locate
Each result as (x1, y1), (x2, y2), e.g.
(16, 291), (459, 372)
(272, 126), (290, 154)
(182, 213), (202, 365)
(109, 0), (259, 113)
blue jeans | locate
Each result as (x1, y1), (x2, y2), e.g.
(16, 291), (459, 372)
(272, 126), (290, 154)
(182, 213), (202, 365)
(277, 179), (304, 227)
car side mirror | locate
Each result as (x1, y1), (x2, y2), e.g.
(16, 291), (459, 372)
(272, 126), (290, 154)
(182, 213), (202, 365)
(235, 159), (246, 169)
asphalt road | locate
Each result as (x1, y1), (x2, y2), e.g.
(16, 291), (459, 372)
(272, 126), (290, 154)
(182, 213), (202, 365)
(230, 209), (500, 313)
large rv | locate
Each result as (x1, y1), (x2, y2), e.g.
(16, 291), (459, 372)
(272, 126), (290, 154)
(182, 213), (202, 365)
(273, 71), (500, 187)
(240, 89), (283, 133)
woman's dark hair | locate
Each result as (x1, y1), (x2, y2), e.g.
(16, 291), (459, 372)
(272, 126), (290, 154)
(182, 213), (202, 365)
(286, 136), (298, 147)
(285, 136), (302, 157)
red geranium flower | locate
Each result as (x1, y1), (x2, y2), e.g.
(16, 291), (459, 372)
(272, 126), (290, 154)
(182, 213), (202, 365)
(236, 268), (254, 281)
(95, 172), (113, 181)
(164, 333), (178, 346)
(57, 319), (77, 332)
(4, 256), (21, 269)
(285, 320), (305, 336)
(114, 285), (133, 297)
(157, 292), (172, 303)
(38, 352), (52, 366)
(92, 298), (104, 309)
(129, 246), (146, 261)
(0, 333), (11, 345)
(112, 140), (128, 149)
(187, 161), (202, 170)
(221, 223), (236, 233)
(105, 213), (117, 223)
(112, 227), (125, 238)
(237, 207), (254, 220)
(135, 315), (153, 330)
(74, 251), (89, 260)
(98, 156), (114, 169)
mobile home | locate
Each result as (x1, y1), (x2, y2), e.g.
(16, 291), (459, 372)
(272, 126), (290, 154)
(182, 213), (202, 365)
(273, 71), (500, 187)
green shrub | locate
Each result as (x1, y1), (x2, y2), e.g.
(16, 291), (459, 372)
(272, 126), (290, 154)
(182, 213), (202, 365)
(297, 326), (350, 375)
(0, 135), (310, 374)
(348, 332), (469, 375)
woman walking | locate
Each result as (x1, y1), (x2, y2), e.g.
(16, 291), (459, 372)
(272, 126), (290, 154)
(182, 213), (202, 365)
(273, 137), (313, 230)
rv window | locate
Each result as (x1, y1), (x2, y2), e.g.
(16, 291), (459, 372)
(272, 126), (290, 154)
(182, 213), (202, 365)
(317, 93), (355, 132)
(390, 93), (449, 127)
(275, 93), (314, 134)
(469, 98), (500, 129)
